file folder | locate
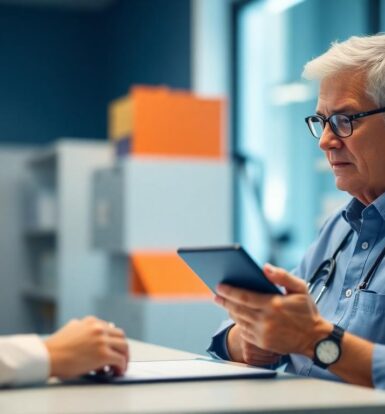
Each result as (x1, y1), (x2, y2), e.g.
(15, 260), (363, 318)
(85, 358), (277, 384)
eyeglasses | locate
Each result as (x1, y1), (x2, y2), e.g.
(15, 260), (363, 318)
(305, 107), (385, 139)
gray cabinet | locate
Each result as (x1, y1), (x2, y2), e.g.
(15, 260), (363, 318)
(0, 147), (38, 334)
(21, 140), (113, 332)
(92, 156), (233, 353)
(92, 158), (233, 252)
(96, 296), (227, 355)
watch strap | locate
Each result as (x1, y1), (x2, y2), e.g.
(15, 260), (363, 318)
(330, 324), (344, 342)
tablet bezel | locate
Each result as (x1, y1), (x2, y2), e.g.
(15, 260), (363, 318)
(177, 245), (282, 295)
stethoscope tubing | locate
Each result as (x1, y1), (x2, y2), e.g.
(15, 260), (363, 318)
(308, 229), (354, 305)
(306, 228), (385, 305)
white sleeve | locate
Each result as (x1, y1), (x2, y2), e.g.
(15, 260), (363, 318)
(0, 335), (50, 387)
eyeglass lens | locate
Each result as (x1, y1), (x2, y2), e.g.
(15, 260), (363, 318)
(308, 114), (352, 138)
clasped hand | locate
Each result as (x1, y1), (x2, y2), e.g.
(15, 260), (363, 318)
(215, 264), (326, 361)
(44, 316), (129, 379)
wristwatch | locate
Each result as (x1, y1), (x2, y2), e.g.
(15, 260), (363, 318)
(313, 324), (344, 369)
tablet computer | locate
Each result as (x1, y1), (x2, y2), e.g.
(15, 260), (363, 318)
(177, 245), (282, 295)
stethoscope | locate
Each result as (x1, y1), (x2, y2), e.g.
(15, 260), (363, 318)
(307, 229), (385, 304)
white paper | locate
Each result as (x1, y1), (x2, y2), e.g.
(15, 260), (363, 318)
(120, 358), (273, 381)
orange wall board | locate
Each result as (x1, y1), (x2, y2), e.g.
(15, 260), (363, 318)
(131, 252), (212, 297)
(132, 87), (225, 158)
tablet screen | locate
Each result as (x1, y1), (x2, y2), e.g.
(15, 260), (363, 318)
(177, 245), (282, 295)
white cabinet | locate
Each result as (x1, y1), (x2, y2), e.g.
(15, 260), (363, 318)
(0, 147), (38, 334)
(92, 157), (233, 252)
(91, 156), (233, 353)
(22, 140), (113, 331)
(96, 296), (227, 355)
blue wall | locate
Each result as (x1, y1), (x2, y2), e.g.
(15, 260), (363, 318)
(0, 0), (191, 144)
(105, 0), (192, 100)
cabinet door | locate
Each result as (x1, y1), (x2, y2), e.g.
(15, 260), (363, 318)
(92, 167), (124, 252)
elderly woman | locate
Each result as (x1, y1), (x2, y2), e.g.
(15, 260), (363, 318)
(209, 33), (385, 389)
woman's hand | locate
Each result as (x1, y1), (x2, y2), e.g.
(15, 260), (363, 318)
(44, 316), (129, 379)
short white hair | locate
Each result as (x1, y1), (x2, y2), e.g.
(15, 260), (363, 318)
(302, 33), (385, 107)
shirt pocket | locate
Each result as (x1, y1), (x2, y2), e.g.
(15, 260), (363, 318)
(345, 290), (385, 343)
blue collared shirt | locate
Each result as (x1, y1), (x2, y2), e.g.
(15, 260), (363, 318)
(207, 193), (385, 388)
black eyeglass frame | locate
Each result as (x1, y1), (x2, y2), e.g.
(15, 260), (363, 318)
(305, 106), (385, 139)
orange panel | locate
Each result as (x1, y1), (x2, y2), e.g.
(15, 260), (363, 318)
(130, 251), (211, 297)
(131, 87), (226, 158)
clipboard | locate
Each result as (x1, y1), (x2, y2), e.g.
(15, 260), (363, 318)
(84, 358), (277, 384)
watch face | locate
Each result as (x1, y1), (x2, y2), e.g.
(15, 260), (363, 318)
(316, 339), (340, 364)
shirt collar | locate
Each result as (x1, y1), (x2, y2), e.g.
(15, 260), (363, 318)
(372, 192), (385, 222)
(342, 198), (365, 233)
(342, 192), (385, 231)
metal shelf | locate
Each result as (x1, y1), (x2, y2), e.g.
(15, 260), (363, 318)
(22, 285), (57, 304)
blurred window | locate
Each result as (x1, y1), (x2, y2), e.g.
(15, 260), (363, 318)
(233, 0), (372, 268)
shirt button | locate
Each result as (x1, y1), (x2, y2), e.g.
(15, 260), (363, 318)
(362, 242), (369, 250)
(345, 289), (353, 298)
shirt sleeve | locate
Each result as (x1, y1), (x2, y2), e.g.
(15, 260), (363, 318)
(206, 319), (234, 360)
(372, 343), (385, 389)
(0, 335), (50, 387)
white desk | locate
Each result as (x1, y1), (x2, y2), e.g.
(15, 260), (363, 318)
(2, 339), (385, 414)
